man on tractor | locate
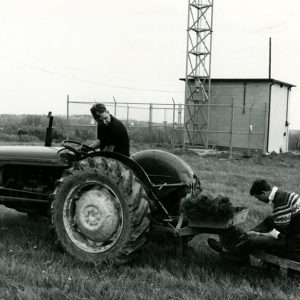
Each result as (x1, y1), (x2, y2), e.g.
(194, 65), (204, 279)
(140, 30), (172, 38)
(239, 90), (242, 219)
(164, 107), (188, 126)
(86, 103), (130, 156)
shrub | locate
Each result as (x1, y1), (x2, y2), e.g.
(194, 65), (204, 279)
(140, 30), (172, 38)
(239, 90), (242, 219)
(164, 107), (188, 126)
(181, 190), (235, 221)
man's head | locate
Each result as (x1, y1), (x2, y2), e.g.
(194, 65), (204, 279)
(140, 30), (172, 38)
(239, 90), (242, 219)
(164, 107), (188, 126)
(90, 103), (111, 126)
(250, 179), (272, 203)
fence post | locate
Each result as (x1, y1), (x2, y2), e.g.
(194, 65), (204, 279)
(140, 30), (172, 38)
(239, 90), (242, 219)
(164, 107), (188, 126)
(126, 104), (129, 126)
(229, 97), (235, 158)
(206, 102), (210, 149)
(172, 98), (175, 149)
(263, 103), (268, 153)
(247, 104), (254, 156)
(113, 96), (117, 116)
(178, 104), (184, 147)
(149, 103), (153, 143)
(66, 94), (70, 139)
(178, 104), (182, 125)
(164, 108), (167, 144)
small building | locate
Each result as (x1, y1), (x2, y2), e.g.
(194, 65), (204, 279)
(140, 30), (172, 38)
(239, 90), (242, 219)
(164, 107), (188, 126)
(184, 78), (295, 153)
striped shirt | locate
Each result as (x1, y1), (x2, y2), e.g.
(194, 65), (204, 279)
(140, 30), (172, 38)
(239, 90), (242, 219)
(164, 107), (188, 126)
(271, 189), (300, 237)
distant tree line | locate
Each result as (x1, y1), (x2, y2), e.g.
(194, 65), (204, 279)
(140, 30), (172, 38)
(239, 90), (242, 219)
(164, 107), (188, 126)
(0, 114), (68, 143)
(0, 114), (183, 146)
(2, 114), (298, 151)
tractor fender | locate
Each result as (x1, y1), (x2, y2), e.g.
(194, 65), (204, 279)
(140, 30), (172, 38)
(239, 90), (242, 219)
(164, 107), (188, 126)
(130, 149), (195, 185)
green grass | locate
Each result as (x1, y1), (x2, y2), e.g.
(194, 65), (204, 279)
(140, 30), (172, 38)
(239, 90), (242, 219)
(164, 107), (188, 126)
(1, 150), (300, 299)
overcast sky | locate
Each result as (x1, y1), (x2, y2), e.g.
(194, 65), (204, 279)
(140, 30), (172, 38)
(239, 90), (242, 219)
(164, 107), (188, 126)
(0, 0), (300, 128)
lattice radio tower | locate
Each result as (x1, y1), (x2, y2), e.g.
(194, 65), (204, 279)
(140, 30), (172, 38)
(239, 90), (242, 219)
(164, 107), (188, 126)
(184, 0), (214, 147)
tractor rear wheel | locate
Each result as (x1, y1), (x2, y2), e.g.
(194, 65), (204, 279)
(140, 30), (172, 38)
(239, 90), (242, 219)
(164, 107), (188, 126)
(51, 156), (150, 264)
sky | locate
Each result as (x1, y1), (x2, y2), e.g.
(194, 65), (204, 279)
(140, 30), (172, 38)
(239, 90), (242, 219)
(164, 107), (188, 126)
(0, 0), (300, 128)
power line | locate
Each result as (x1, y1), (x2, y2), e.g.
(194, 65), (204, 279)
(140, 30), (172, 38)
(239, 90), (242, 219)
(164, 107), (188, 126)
(0, 41), (183, 89)
(253, 22), (286, 33)
(0, 54), (184, 94)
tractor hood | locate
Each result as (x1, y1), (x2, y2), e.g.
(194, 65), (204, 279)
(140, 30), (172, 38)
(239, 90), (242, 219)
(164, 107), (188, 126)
(0, 145), (65, 166)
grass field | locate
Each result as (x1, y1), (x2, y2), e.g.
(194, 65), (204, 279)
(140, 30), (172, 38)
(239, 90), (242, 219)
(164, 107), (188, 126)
(1, 149), (300, 299)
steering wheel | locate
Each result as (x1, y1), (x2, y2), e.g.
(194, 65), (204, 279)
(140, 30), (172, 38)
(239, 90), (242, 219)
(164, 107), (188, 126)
(61, 140), (94, 155)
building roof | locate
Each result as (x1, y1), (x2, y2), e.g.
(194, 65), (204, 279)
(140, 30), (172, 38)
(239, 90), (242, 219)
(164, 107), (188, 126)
(180, 77), (296, 88)
(210, 78), (296, 88)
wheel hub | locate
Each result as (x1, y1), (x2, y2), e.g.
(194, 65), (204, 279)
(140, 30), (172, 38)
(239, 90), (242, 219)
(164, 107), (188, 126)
(84, 206), (101, 227)
(74, 189), (120, 242)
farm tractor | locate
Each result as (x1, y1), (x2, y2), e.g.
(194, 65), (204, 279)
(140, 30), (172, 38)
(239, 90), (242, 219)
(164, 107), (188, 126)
(0, 114), (248, 265)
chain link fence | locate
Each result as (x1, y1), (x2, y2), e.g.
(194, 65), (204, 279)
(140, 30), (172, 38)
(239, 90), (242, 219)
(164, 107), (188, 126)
(66, 96), (268, 155)
(66, 97), (185, 147)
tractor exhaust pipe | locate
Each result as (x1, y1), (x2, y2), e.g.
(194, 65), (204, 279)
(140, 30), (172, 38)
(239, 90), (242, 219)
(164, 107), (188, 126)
(45, 111), (53, 147)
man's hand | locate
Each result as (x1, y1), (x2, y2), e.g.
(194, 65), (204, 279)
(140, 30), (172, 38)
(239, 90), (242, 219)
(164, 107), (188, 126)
(88, 139), (100, 150)
(246, 231), (261, 238)
(103, 145), (115, 152)
(79, 144), (93, 153)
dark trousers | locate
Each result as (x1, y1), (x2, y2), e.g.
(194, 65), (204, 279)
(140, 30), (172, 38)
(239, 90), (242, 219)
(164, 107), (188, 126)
(235, 216), (300, 256)
(236, 235), (286, 256)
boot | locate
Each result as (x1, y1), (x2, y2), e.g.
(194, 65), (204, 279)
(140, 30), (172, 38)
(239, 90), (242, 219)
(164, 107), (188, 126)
(207, 238), (224, 253)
